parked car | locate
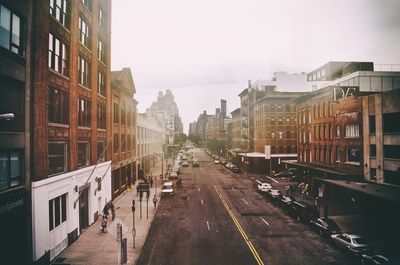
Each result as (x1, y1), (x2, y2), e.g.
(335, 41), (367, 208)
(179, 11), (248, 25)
(192, 161), (200, 167)
(273, 171), (295, 178)
(287, 201), (319, 223)
(169, 171), (178, 179)
(225, 162), (233, 169)
(331, 233), (371, 256)
(214, 159), (220, 164)
(309, 217), (341, 236)
(280, 195), (295, 210)
(266, 189), (282, 200)
(182, 161), (189, 167)
(257, 182), (272, 192)
(361, 254), (389, 265)
(161, 181), (174, 196)
(231, 165), (241, 173)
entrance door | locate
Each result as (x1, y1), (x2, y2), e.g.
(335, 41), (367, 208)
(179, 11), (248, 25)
(79, 187), (89, 231)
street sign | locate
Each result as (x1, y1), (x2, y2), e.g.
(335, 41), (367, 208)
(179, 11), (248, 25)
(265, 145), (271, 159)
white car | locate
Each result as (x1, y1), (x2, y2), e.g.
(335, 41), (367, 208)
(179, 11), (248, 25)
(182, 161), (189, 167)
(214, 160), (220, 164)
(331, 233), (371, 255)
(169, 171), (178, 179)
(267, 189), (282, 199)
(161, 182), (174, 196)
(257, 183), (272, 192)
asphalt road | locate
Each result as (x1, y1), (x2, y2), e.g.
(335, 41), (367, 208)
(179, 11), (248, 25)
(136, 149), (356, 265)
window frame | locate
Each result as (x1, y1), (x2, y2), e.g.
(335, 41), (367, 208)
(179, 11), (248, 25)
(48, 142), (67, 176)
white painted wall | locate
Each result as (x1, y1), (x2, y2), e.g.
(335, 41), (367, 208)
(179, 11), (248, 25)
(31, 161), (111, 262)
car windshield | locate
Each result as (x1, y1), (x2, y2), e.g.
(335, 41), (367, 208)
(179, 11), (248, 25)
(352, 237), (368, 244)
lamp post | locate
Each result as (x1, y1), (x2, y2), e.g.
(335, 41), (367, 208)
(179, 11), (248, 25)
(131, 200), (136, 248)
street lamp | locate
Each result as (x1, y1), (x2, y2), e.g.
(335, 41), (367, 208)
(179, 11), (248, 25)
(0, 113), (14, 121)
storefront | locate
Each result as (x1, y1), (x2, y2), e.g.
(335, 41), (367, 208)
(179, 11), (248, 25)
(0, 187), (30, 264)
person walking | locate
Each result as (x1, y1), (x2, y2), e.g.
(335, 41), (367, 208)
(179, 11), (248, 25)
(153, 195), (158, 209)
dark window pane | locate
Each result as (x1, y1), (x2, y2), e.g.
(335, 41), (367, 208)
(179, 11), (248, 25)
(369, 115), (376, 133)
(383, 112), (400, 133)
(49, 200), (54, 231)
(61, 194), (67, 222)
(54, 196), (60, 227)
(0, 153), (9, 190)
(48, 142), (66, 175)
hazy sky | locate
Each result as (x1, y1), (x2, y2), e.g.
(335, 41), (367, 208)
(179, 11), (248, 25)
(111, 0), (400, 133)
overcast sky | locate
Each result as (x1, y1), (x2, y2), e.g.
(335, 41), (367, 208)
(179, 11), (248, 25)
(111, 0), (400, 133)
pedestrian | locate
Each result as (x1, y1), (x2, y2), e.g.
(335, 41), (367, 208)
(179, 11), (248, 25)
(150, 177), (153, 188)
(101, 214), (108, 233)
(153, 195), (158, 208)
(136, 185), (139, 196)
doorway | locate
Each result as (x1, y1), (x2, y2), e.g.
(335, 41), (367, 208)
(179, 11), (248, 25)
(79, 186), (89, 231)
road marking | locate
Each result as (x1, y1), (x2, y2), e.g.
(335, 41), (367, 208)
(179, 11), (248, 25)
(201, 199), (204, 205)
(266, 176), (279, 183)
(260, 217), (270, 226)
(232, 187), (236, 191)
(206, 221), (210, 231)
(214, 186), (265, 265)
(251, 177), (254, 180)
(242, 198), (249, 205)
(198, 187), (200, 192)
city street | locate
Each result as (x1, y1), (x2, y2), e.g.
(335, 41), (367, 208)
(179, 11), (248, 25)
(137, 149), (355, 265)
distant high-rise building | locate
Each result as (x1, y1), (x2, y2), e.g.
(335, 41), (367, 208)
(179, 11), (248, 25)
(146, 89), (183, 143)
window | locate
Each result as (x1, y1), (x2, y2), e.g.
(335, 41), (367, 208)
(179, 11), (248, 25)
(48, 34), (68, 75)
(370, 168), (377, 182)
(309, 131), (311, 143)
(113, 102), (119, 123)
(384, 170), (400, 186)
(114, 133), (119, 154)
(321, 69), (326, 77)
(78, 142), (90, 167)
(369, 115), (376, 134)
(97, 39), (105, 62)
(383, 145), (400, 159)
(97, 104), (106, 129)
(97, 71), (105, 96)
(49, 194), (67, 231)
(383, 112), (400, 133)
(48, 142), (67, 175)
(113, 169), (120, 193)
(370, 145), (376, 157)
(0, 150), (22, 191)
(0, 5), (23, 55)
(121, 103), (126, 125)
(121, 134), (126, 152)
(279, 131), (283, 139)
(336, 125), (340, 138)
(78, 97), (91, 127)
(78, 56), (90, 87)
(81, 0), (92, 10)
(50, 0), (69, 27)
(345, 124), (359, 138)
(97, 141), (105, 162)
(335, 146), (340, 162)
(346, 146), (360, 164)
(78, 16), (90, 48)
(99, 7), (105, 29)
(48, 87), (69, 124)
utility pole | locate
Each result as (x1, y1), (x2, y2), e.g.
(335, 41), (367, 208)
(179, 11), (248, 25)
(131, 200), (136, 248)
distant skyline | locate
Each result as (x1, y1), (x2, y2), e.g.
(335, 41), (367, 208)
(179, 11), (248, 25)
(111, 0), (400, 133)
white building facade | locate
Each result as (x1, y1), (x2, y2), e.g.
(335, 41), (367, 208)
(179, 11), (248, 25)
(31, 161), (111, 261)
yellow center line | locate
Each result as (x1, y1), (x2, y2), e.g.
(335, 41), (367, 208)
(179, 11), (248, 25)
(214, 185), (265, 265)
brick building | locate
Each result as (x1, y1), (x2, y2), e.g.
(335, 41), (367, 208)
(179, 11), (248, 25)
(0, 1), (33, 264)
(253, 87), (302, 174)
(111, 68), (137, 199)
(230, 108), (241, 150)
(30, 0), (112, 263)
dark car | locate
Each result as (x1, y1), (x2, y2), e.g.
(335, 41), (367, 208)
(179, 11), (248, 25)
(309, 217), (341, 236)
(231, 165), (241, 173)
(287, 201), (319, 223)
(361, 254), (389, 265)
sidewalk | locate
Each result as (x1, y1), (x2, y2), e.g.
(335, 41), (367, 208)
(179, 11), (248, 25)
(53, 163), (164, 265)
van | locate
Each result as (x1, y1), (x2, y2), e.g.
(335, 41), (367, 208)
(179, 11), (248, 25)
(288, 201), (318, 223)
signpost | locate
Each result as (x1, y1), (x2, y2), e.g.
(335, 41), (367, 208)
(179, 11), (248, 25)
(265, 145), (272, 177)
